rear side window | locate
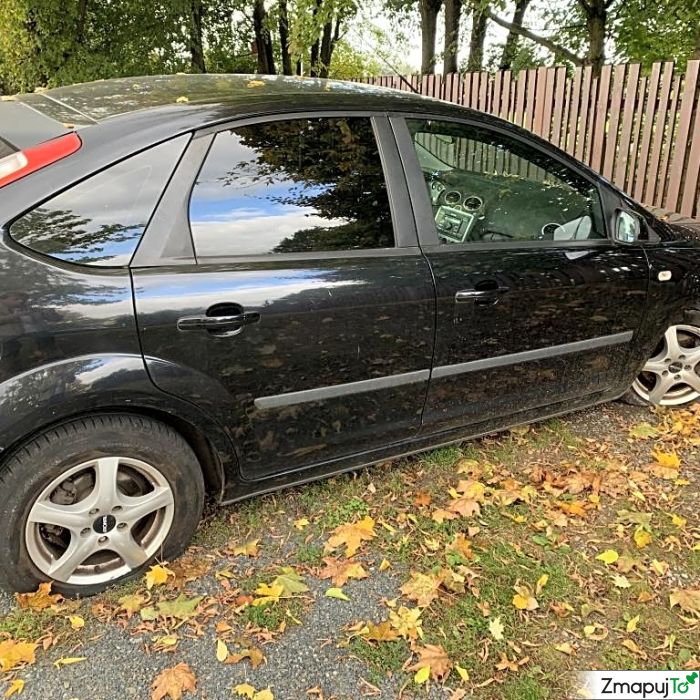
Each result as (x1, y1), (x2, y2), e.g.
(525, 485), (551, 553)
(9, 135), (188, 266)
(189, 117), (395, 257)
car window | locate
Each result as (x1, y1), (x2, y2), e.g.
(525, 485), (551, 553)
(406, 118), (606, 245)
(9, 136), (187, 266)
(189, 117), (395, 257)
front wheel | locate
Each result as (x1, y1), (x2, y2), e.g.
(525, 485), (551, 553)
(0, 414), (204, 596)
(624, 324), (700, 406)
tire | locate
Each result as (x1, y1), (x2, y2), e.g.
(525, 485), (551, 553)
(0, 414), (204, 596)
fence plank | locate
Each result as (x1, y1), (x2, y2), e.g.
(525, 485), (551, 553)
(644, 62), (675, 205)
(615, 64), (639, 187)
(590, 64), (612, 172)
(603, 63), (626, 180)
(668, 61), (700, 212)
(551, 66), (567, 149)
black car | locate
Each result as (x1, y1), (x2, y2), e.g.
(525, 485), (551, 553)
(0, 74), (698, 596)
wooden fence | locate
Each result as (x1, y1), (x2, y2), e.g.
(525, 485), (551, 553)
(358, 61), (700, 220)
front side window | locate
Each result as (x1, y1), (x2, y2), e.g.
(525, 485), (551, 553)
(407, 118), (605, 245)
(189, 117), (395, 257)
(10, 136), (187, 266)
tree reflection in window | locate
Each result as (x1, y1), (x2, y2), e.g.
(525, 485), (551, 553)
(10, 136), (188, 266)
(189, 118), (395, 257)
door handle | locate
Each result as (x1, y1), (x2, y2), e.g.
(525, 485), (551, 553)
(177, 311), (260, 333)
(455, 285), (509, 302)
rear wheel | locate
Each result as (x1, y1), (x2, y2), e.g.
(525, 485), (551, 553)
(625, 324), (700, 406)
(0, 414), (204, 596)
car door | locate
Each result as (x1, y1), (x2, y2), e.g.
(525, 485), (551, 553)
(132, 114), (435, 479)
(392, 115), (650, 433)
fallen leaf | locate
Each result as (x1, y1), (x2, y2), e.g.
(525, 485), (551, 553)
(324, 516), (375, 558)
(379, 559), (391, 572)
(670, 589), (700, 617)
(119, 593), (148, 618)
(272, 567), (309, 596)
(251, 583), (284, 607)
(621, 639), (647, 659)
(175, 96), (189, 103)
(359, 621), (399, 642)
(232, 539), (260, 557)
(596, 550), (619, 565)
(141, 595), (202, 621)
(555, 642), (575, 655)
(413, 665), (430, 684)
(400, 572), (442, 607)
(388, 606), (423, 640)
(68, 615), (85, 630)
(4, 680), (24, 698)
(318, 558), (368, 587)
(489, 616), (505, 641)
(15, 583), (61, 612)
(216, 639), (228, 662)
(247, 80), (266, 88)
(455, 664), (470, 682)
(53, 657), (87, 668)
(612, 575), (631, 589)
(512, 584), (538, 611)
(325, 587), (350, 601)
(0, 641), (37, 673)
(224, 646), (264, 668)
(626, 615), (640, 633)
(536, 574), (549, 595)
(634, 528), (652, 549)
(409, 644), (452, 681)
(146, 564), (173, 590)
(294, 518), (309, 530)
(151, 662), (197, 700)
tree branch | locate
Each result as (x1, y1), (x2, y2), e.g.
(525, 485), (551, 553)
(485, 10), (584, 65)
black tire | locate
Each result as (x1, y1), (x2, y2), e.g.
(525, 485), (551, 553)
(0, 414), (205, 597)
(619, 386), (650, 406)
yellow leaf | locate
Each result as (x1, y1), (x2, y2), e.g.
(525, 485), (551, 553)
(669, 589), (700, 617)
(634, 528), (652, 549)
(247, 80), (266, 88)
(253, 691), (274, 700)
(175, 95), (189, 103)
(414, 665), (431, 684)
(671, 514), (687, 529)
(146, 564), (172, 589)
(252, 583), (284, 607)
(324, 587), (350, 601)
(653, 450), (680, 470)
(612, 574), (631, 589)
(0, 641), (37, 673)
(455, 664), (470, 682)
(555, 642), (575, 655)
(650, 560), (669, 577)
(379, 559), (391, 571)
(489, 616), (504, 641)
(536, 574), (549, 595)
(216, 639), (228, 662)
(234, 684), (256, 699)
(293, 518), (309, 530)
(68, 615), (85, 630)
(512, 585), (538, 611)
(53, 657), (87, 668)
(626, 615), (640, 633)
(388, 606), (423, 641)
(15, 582), (61, 612)
(400, 572), (442, 607)
(4, 680), (24, 698)
(583, 623), (608, 640)
(318, 558), (368, 587)
(232, 539), (259, 557)
(596, 550), (619, 565)
(621, 639), (647, 659)
(324, 516), (375, 558)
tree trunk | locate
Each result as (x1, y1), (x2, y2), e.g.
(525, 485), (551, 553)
(499, 0), (531, 70)
(443, 0), (461, 74)
(319, 21), (333, 78)
(278, 0), (293, 75)
(579, 0), (606, 76)
(253, 0), (276, 74)
(467, 6), (487, 72)
(189, 0), (206, 73)
(420, 0), (442, 75)
(693, 18), (700, 60)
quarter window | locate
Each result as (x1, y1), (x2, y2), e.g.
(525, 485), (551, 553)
(189, 117), (395, 257)
(10, 136), (187, 266)
(407, 119), (605, 245)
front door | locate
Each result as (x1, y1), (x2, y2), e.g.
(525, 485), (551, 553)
(394, 115), (650, 433)
(133, 115), (435, 479)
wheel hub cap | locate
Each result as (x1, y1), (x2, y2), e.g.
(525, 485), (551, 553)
(632, 324), (700, 406)
(25, 456), (175, 586)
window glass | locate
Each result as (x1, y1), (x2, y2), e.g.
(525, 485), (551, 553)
(10, 136), (187, 266)
(189, 117), (394, 257)
(407, 119), (606, 245)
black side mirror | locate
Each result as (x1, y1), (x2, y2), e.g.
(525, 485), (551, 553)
(614, 210), (645, 243)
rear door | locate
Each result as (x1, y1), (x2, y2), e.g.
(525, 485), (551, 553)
(132, 114), (435, 479)
(393, 115), (650, 433)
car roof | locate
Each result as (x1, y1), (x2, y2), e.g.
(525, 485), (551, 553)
(16, 74), (453, 125)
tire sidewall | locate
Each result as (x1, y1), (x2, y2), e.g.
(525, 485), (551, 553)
(0, 416), (204, 596)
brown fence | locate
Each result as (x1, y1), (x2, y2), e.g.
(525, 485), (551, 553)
(357, 61), (700, 220)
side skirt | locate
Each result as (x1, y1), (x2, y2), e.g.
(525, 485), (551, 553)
(220, 386), (625, 504)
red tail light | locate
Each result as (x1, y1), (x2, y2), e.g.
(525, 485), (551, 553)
(0, 132), (82, 189)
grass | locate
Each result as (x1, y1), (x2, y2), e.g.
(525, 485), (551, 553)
(0, 608), (57, 640)
(347, 637), (409, 677)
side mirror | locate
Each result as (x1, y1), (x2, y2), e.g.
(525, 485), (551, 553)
(614, 210), (645, 243)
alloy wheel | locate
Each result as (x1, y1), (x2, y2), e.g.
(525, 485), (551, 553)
(631, 324), (700, 405)
(25, 456), (175, 586)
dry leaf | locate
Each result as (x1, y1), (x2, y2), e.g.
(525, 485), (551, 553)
(489, 616), (505, 641)
(233, 539), (260, 557)
(151, 663), (197, 700)
(670, 589), (700, 617)
(0, 641), (37, 673)
(325, 587), (350, 601)
(4, 679), (24, 698)
(146, 564), (173, 589)
(318, 558), (368, 587)
(324, 516), (375, 558)
(596, 550), (619, 565)
(408, 644), (452, 681)
(15, 582), (61, 611)
(400, 572), (442, 607)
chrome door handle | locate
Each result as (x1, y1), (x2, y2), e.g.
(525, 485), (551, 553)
(177, 311), (260, 332)
(455, 286), (509, 302)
